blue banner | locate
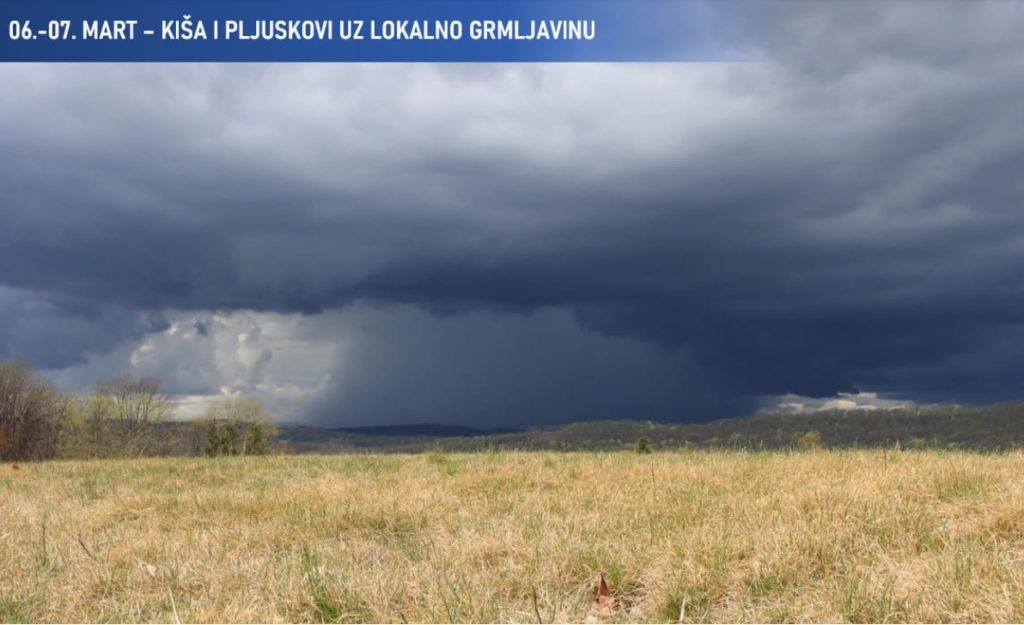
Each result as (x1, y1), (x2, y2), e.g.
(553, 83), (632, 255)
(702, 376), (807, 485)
(0, 0), (744, 62)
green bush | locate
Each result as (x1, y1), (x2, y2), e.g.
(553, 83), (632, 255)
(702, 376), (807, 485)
(795, 430), (824, 451)
(635, 436), (652, 454)
(200, 397), (277, 457)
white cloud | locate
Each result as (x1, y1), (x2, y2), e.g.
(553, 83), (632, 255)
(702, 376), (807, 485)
(761, 391), (915, 414)
(48, 309), (341, 421)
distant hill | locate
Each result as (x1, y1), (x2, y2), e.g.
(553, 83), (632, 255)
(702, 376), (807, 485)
(274, 402), (1024, 453)
(332, 423), (520, 437)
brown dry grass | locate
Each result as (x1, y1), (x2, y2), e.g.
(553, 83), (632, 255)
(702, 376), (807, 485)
(3, 450), (1024, 622)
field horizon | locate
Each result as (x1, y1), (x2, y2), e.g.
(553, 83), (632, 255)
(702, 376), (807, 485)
(5, 449), (1024, 623)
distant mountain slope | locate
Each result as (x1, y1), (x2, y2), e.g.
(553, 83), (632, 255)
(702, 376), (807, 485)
(332, 423), (520, 437)
(275, 402), (1024, 452)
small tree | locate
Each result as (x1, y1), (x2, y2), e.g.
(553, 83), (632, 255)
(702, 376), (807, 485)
(246, 423), (269, 455)
(199, 397), (276, 456)
(222, 420), (241, 455)
(0, 361), (65, 461)
(635, 436), (652, 454)
(57, 376), (175, 459)
(93, 376), (171, 456)
(204, 420), (224, 457)
(59, 392), (114, 459)
(795, 430), (824, 451)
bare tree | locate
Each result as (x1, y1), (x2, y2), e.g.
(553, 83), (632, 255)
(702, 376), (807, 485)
(0, 361), (65, 461)
(92, 375), (172, 456)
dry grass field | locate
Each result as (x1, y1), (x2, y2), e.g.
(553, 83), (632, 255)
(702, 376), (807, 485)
(4, 450), (1024, 623)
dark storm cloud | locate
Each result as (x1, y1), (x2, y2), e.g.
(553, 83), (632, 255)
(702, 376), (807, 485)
(0, 286), (168, 369)
(2, 1), (1024, 422)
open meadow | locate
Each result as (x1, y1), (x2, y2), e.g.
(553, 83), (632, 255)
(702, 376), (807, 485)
(4, 450), (1024, 623)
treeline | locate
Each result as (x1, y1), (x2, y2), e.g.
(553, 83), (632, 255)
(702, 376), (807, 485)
(0, 360), (275, 462)
(403, 405), (1024, 453)
(274, 405), (1024, 454)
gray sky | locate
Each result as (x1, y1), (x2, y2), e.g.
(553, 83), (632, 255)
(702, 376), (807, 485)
(2, 1), (1024, 427)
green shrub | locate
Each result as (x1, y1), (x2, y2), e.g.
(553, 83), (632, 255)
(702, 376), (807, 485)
(635, 436), (653, 454)
(795, 430), (824, 451)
